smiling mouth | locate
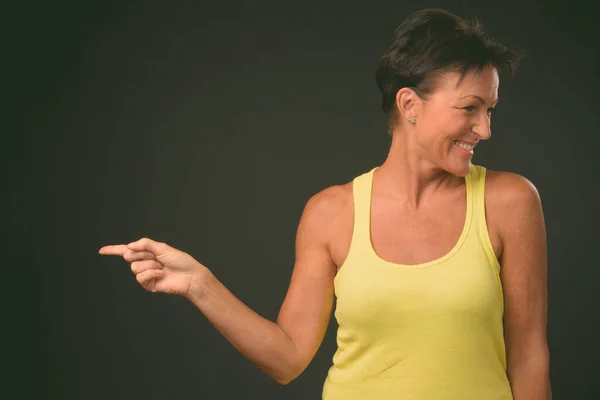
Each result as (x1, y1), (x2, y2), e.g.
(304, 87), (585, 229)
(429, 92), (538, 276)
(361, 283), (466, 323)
(453, 140), (475, 153)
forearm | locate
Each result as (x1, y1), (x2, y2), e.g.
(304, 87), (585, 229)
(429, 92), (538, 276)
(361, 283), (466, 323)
(184, 267), (299, 384)
(508, 355), (552, 400)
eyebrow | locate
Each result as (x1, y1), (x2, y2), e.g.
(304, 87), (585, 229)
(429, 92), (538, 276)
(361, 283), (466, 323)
(458, 94), (499, 105)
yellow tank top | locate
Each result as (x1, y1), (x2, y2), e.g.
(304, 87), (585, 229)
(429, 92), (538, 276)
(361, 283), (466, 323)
(322, 165), (513, 399)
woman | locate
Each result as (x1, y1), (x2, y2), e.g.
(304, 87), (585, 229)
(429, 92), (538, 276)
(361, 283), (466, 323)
(99, 8), (551, 399)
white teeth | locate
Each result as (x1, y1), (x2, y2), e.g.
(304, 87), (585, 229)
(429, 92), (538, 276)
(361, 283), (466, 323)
(454, 140), (474, 151)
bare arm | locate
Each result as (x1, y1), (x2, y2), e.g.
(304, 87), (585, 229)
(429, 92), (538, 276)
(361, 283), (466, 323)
(185, 186), (341, 384)
(489, 171), (552, 399)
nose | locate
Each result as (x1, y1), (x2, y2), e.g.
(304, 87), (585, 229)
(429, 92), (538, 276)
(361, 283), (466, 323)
(472, 113), (492, 140)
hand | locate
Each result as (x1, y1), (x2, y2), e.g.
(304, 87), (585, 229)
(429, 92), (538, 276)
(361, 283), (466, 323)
(99, 237), (207, 296)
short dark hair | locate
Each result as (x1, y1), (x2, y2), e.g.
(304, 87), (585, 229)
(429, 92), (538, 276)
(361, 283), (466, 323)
(375, 8), (522, 135)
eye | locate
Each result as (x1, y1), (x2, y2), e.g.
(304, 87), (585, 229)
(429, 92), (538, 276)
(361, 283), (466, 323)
(462, 105), (497, 115)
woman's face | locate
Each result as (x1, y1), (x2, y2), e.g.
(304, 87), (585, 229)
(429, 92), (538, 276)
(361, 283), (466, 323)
(414, 64), (499, 177)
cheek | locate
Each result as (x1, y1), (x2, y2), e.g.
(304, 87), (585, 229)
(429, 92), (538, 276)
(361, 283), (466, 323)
(424, 106), (460, 127)
(440, 113), (470, 138)
(418, 118), (471, 157)
(421, 114), (466, 143)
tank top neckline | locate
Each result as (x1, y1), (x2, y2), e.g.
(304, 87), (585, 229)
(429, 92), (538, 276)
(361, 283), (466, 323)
(363, 166), (474, 269)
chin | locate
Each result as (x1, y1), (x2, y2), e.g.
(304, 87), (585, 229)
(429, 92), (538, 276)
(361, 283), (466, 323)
(446, 161), (472, 177)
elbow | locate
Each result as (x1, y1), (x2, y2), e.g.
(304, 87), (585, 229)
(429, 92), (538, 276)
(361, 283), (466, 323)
(266, 327), (310, 385)
(507, 345), (551, 372)
(274, 370), (301, 386)
(271, 357), (307, 386)
(275, 377), (292, 386)
(271, 371), (296, 386)
(506, 347), (551, 383)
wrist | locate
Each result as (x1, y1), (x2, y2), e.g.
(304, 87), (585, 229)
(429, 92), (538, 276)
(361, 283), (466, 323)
(184, 264), (213, 302)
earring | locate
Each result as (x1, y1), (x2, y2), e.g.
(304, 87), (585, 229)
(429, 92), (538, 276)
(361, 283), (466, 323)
(407, 116), (416, 124)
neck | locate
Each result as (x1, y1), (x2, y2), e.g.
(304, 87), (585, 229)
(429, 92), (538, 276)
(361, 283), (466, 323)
(376, 132), (461, 210)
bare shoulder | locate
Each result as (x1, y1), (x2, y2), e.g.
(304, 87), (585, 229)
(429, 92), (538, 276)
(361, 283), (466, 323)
(301, 181), (353, 231)
(484, 169), (542, 206)
(484, 169), (544, 247)
(296, 181), (354, 261)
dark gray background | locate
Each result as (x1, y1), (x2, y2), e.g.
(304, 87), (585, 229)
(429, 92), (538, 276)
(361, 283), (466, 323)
(9, 0), (599, 398)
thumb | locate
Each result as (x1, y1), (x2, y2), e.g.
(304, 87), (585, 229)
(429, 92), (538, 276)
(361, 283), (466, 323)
(127, 237), (167, 254)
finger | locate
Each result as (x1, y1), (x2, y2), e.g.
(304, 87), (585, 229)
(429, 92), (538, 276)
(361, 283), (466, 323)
(127, 237), (167, 255)
(131, 259), (164, 275)
(123, 249), (156, 263)
(136, 268), (164, 292)
(98, 245), (128, 256)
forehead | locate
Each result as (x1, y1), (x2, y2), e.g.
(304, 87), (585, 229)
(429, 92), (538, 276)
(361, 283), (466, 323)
(433, 65), (499, 101)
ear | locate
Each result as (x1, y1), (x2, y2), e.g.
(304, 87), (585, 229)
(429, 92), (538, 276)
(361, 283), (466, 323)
(395, 87), (423, 122)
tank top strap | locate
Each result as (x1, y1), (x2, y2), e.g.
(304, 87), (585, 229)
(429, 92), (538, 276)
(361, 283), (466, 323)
(351, 167), (378, 250)
(469, 164), (486, 220)
(468, 164), (501, 274)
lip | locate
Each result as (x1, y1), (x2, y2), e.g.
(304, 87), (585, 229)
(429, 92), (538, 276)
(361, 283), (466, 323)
(454, 139), (478, 145)
(452, 141), (474, 156)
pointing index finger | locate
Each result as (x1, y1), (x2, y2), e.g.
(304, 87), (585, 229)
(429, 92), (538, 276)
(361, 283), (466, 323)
(98, 245), (128, 256)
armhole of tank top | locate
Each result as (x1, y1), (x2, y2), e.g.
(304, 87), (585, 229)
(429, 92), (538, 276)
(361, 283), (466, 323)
(478, 167), (502, 276)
